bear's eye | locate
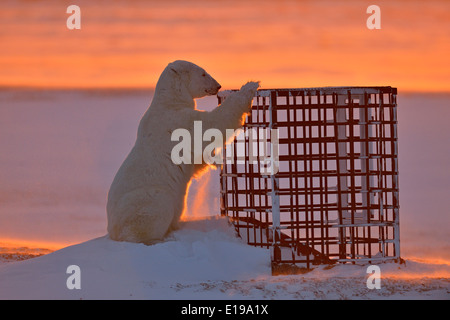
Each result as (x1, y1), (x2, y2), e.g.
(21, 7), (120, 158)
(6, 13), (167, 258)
(202, 73), (206, 77)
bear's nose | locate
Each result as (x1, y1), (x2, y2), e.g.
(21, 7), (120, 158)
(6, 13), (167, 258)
(217, 85), (222, 90)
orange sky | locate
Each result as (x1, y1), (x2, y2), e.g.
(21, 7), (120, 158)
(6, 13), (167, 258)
(1, 0), (449, 92)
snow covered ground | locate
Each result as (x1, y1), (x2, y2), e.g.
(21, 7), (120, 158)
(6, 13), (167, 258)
(0, 216), (448, 300)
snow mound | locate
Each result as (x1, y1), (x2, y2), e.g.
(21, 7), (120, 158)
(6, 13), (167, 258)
(0, 216), (448, 300)
(0, 216), (270, 299)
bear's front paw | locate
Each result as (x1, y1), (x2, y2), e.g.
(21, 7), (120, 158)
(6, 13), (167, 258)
(240, 81), (260, 94)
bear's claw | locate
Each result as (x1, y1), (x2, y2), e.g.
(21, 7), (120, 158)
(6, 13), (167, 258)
(241, 81), (260, 92)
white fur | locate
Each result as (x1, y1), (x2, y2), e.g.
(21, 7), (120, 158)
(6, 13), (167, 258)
(107, 60), (259, 244)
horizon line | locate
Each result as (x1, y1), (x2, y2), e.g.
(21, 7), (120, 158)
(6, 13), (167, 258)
(1, 85), (450, 95)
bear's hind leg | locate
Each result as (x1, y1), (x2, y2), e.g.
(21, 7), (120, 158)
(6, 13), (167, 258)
(121, 209), (173, 245)
(117, 189), (176, 244)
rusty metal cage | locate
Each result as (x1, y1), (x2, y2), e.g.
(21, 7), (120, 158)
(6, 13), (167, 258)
(218, 86), (400, 273)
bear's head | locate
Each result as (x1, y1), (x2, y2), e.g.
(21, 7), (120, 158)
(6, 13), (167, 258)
(167, 60), (221, 99)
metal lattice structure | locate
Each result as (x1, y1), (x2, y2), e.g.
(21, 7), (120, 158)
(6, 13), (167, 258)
(218, 86), (400, 274)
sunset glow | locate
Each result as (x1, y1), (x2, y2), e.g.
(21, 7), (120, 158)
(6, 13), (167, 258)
(181, 167), (219, 221)
(0, 237), (63, 253)
(1, 0), (449, 91)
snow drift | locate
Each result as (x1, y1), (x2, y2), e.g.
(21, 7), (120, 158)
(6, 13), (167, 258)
(0, 216), (448, 300)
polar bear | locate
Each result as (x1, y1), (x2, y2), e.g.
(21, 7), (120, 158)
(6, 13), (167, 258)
(107, 60), (259, 244)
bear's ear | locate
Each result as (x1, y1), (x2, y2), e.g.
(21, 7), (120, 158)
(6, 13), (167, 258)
(167, 62), (185, 96)
(168, 60), (191, 75)
(169, 66), (179, 75)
